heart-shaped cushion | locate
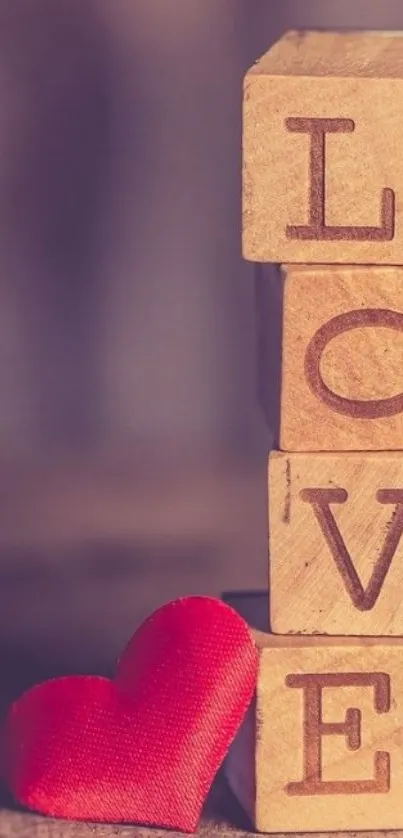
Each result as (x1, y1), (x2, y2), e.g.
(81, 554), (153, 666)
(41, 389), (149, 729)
(3, 596), (257, 831)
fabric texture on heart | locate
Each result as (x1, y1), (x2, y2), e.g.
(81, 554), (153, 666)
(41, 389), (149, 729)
(3, 596), (258, 831)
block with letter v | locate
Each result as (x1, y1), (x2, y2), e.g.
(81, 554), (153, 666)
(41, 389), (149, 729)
(269, 451), (403, 635)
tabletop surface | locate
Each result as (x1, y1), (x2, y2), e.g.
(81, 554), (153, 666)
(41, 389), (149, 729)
(0, 775), (245, 838)
(0, 775), (401, 838)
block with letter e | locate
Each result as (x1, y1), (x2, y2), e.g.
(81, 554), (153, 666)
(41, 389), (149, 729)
(225, 633), (403, 833)
(243, 30), (403, 264)
(280, 264), (403, 451)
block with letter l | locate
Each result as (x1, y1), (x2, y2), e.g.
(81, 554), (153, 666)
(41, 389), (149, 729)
(225, 633), (403, 833)
(243, 30), (403, 264)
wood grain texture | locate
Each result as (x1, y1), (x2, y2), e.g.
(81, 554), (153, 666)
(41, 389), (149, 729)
(269, 451), (403, 635)
(280, 264), (403, 451)
(226, 632), (403, 833)
(243, 30), (403, 264)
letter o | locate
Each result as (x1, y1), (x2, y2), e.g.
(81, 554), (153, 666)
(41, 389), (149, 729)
(304, 309), (403, 419)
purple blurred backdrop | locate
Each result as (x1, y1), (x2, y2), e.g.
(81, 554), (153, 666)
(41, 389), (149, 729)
(0, 0), (401, 687)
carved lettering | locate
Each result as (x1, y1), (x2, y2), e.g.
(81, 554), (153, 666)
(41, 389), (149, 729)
(305, 308), (403, 418)
(285, 117), (395, 241)
(286, 672), (391, 796)
(300, 488), (403, 610)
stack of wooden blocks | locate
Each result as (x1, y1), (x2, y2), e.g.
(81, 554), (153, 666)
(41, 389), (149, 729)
(226, 30), (403, 834)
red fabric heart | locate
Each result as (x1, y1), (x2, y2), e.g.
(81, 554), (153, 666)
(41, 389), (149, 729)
(3, 596), (257, 831)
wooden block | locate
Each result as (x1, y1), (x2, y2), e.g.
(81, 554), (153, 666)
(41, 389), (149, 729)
(243, 30), (403, 264)
(269, 451), (403, 635)
(225, 632), (403, 833)
(280, 264), (403, 451)
(222, 591), (269, 632)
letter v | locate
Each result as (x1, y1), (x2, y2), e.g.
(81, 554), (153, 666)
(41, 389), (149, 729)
(300, 488), (403, 611)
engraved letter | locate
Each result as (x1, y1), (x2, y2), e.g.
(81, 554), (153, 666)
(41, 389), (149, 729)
(300, 487), (403, 610)
(286, 117), (395, 241)
(286, 672), (390, 796)
(305, 308), (403, 419)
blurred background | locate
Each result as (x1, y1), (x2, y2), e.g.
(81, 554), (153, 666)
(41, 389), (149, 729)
(0, 0), (402, 696)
